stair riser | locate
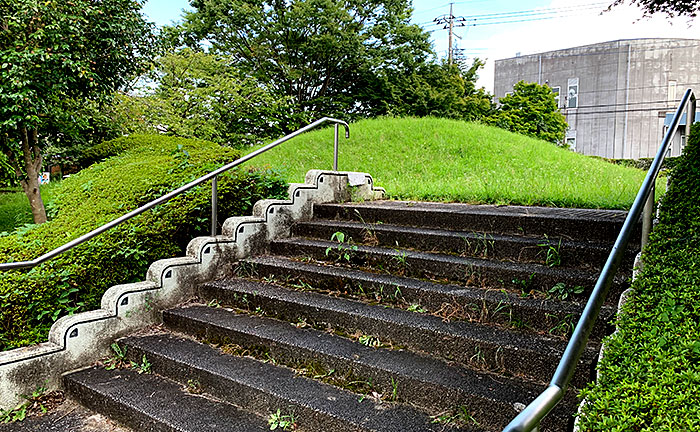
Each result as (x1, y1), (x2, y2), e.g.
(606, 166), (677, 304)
(269, 241), (625, 299)
(198, 283), (595, 388)
(313, 204), (633, 243)
(121, 340), (360, 432)
(292, 222), (633, 271)
(163, 310), (524, 428)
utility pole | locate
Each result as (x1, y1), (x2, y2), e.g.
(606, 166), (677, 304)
(433, 3), (466, 65)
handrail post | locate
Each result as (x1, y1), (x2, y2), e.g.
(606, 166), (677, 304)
(333, 123), (340, 171)
(641, 182), (654, 250)
(211, 175), (218, 236)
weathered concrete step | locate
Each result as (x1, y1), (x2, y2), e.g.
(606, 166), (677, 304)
(120, 333), (476, 432)
(0, 399), (133, 432)
(63, 366), (269, 432)
(269, 238), (628, 299)
(198, 278), (599, 387)
(314, 201), (637, 244)
(293, 219), (633, 271)
(244, 255), (614, 341)
(164, 305), (577, 432)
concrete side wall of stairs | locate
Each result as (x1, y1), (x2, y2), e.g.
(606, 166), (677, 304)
(0, 170), (385, 409)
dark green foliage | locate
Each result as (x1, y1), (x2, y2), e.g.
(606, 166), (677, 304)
(611, 0), (700, 17)
(379, 60), (492, 121)
(485, 81), (568, 144)
(578, 123), (700, 430)
(0, 0), (159, 223)
(113, 50), (298, 147)
(175, 0), (433, 124)
(0, 152), (15, 187)
(0, 135), (287, 350)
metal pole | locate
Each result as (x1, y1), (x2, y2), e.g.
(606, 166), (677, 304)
(211, 175), (218, 237)
(334, 123), (339, 171)
(448, 2), (454, 65)
(641, 183), (654, 250)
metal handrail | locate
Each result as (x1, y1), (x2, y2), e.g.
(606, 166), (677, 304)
(503, 88), (696, 432)
(0, 117), (350, 271)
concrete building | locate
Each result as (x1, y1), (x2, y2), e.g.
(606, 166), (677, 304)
(494, 38), (700, 159)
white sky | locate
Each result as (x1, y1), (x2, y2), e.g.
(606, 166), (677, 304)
(142, 0), (700, 92)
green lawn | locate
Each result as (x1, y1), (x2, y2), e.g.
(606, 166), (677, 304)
(0, 182), (62, 233)
(246, 117), (660, 209)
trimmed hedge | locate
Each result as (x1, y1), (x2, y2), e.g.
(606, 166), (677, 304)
(0, 135), (287, 350)
(578, 124), (700, 430)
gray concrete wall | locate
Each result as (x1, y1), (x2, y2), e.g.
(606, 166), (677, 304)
(494, 38), (700, 159)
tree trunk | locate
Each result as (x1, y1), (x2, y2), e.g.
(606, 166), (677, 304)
(14, 126), (47, 224)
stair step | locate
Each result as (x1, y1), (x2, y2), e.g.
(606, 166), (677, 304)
(314, 201), (636, 243)
(269, 238), (627, 299)
(198, 278), (599, 387)
(164, 305), (577, 432)
(63, 366), (269, 432)
(243, 255), (614, 341)
(119, 333), (477, 432)
(293, 219), (632, 271)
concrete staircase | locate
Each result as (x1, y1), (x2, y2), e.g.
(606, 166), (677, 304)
(61, 200), (637, 432)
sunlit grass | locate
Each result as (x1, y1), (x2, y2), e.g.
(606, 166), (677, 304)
(0, 182), (62, 233)
(245, 117), (661, 209)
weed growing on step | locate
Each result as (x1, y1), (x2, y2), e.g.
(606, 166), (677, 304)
(268, 409), (297, 431)
(207, 298), (221, 308)
(0, 385), (63, 424)
(325, 231), (359, 262)
(390, 249), (409, 275)
(538, 235), (563, 267)
(104, 343), (128, 370)
(186, 379), (202, 394)
(431, 406), (480, 427)
(131, 355), (152, 374)
(547, 313), (576, 337)
(547, 282), (584, 300)
(407, 303), (427, 313)
(512, 273), (536, 296)
(234, 261), (258, 278)
(353, 209), (381, 246)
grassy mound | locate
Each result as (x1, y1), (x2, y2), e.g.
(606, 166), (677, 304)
(578, 125), (700, 431)
(0, 135), (286, 350)
(246, 117), (657, 209)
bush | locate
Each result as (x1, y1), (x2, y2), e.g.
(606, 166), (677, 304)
(0, 135), (287, 350)
(485, 81), (568, 144)
(577, 124), (700, 430)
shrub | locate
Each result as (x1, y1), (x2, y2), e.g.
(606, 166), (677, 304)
(0, 135), (287, 350)
(577, 124), (700, 430)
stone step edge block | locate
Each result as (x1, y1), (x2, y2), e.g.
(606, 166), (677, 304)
(0, 170), (385, 410)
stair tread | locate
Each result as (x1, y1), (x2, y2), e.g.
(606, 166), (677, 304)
(121, 333), (477, 432)
(316, 201), (629, 222)
(298, 218), (617, 246)
(202, 276), (599, 363)
(64, 366), (269, 432)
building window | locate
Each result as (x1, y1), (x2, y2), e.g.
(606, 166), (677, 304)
(566, 137), (576, 151)
(567, 78), (579, 109)
(551, 86), (561, 108)
(668, 80), (677, 103)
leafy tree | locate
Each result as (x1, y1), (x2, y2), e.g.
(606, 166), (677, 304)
(115, 49), (299, 146)
(485, 81), (568, 144)
(174, 0), (433, 123)
(382, 60), (492, 121)
(611, 0), (700, 17)
(0, 0), (158, 224)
